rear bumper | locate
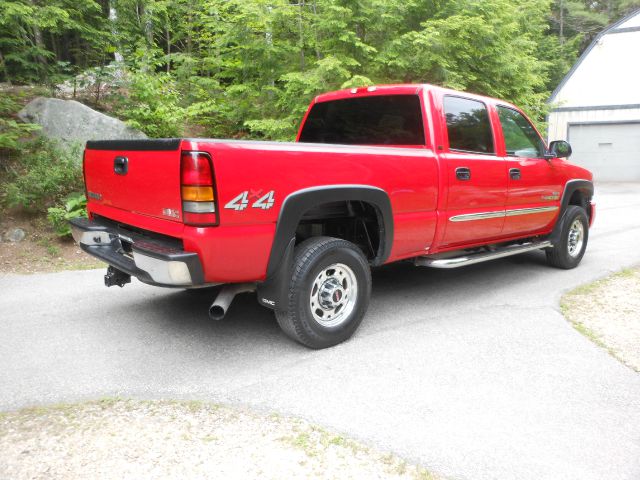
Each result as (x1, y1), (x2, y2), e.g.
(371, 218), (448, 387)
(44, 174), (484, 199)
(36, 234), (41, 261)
(69, 217), (205, 287)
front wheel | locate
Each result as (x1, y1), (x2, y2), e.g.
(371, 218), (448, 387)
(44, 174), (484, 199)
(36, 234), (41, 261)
(276, 237), (371, 349)
(546, 205), (589, 269)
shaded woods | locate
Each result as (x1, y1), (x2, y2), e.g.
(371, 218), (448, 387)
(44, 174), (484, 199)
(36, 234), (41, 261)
(1, 0), (639, 139)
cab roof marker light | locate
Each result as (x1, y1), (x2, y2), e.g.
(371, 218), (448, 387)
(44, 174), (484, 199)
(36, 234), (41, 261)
(367, 86), (377, 92)
(350, 88), (358, 94)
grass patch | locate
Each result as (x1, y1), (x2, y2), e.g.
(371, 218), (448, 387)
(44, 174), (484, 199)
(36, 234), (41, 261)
(1, 398), (444, 480)
(0, 397), (441, 480)
(561, 267), (640, 372)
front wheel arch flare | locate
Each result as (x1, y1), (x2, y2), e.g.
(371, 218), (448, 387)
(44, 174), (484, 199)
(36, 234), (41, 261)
(550, 179), (593, 245)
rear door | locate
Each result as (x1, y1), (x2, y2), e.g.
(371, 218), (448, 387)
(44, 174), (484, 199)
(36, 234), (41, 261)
(440, 95), (508, 247)
(84, 141), (183, 222)
(496, 106), (563, 237)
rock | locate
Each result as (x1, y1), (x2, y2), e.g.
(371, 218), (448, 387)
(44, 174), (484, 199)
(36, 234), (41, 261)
(18, 97), (146, 146)
(4, 228), (26, 243)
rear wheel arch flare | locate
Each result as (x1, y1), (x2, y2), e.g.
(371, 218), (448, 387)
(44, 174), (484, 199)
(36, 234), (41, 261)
(266, 185), (394, 279)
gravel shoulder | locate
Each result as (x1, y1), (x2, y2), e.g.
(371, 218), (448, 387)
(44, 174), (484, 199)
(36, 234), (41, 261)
(0, 213), (101, 274)
(0, 399), (439, 480)
(561, 266), (640, 372)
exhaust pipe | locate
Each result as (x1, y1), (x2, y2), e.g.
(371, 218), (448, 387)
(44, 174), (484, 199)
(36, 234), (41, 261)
(209, 283), (256, 320)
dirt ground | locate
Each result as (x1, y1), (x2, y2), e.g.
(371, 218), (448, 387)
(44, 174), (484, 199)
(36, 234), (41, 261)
(561, 267), (640, 372)
(0, 399), (438, 480)
(0, 213), (102, 274)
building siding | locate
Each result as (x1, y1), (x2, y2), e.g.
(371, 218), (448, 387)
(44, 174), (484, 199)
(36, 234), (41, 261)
(548, 108), (640, 142)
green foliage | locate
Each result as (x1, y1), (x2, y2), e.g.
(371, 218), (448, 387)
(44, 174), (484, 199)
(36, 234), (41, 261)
(47, 192), (87, 237)
(380, 0), (551, 120)
(3, 139), (84, 212)
(0, 0), (113, 84)
(115, 71), (185, 137)
(2, 0), (640, 139)
(0, 94), (40, 152)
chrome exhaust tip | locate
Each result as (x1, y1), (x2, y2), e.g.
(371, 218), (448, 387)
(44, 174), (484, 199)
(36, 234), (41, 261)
(208, 283), (256, 321)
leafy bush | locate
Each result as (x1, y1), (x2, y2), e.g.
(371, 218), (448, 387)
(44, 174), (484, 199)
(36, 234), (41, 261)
(47, 192), (87, 237)
(0, 94), (40, 153)
(3, 139), (84, 211)
(115, 71), (186, 137)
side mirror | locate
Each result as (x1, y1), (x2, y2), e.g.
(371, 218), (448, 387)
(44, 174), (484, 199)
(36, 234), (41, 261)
(545, 140), (572, 159)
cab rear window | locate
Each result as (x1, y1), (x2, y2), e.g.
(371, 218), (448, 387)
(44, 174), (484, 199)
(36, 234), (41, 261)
(299, 95), (425, 146)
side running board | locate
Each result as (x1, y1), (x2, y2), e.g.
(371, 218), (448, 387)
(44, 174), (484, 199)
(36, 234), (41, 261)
(415, 241), (552, 269)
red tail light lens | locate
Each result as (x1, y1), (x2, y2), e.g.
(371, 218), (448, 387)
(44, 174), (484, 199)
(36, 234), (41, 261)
(180, 151), (218, 226)
(181, 152), (213, 185)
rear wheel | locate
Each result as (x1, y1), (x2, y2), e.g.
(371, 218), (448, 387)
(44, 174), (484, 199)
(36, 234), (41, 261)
(546, 205), (589, 269)
(276, 237), (371, 349)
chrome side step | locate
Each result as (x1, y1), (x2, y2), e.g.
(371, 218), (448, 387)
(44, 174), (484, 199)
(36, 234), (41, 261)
(415, 241), (552, 269)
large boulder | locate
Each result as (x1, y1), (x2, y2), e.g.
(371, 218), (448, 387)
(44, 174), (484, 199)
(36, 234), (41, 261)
(18, 97), (146, 146)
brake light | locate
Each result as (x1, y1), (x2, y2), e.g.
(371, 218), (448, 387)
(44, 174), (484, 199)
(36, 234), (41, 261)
(180, 151), (218, 226)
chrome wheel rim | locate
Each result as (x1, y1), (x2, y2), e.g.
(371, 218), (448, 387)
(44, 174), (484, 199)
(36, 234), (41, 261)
(567, 219), (584, 257)
(309, 263), (358, 328)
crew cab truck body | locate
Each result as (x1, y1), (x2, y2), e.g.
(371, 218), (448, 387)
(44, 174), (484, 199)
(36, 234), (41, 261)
(71, 84), (595, 348)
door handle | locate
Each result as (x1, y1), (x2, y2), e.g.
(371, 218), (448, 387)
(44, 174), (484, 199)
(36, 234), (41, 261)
(455, 167), (471, 181)
(114, 156), (128, 175)
(509, 168), (521, 180)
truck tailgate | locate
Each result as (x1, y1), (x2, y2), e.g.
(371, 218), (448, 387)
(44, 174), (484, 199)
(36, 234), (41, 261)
(84, 140), (182, 222)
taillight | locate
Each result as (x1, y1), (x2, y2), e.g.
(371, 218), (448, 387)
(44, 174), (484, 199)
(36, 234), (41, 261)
(82, 150), (93, 219)
(180, 151), (218, 225)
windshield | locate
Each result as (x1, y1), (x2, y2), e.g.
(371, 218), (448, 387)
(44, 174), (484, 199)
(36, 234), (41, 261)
(298, 95), (425, 146)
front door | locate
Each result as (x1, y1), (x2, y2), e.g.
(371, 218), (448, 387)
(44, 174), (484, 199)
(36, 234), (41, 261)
(440, 95), (508, 248)
(496, 106), (563, 237)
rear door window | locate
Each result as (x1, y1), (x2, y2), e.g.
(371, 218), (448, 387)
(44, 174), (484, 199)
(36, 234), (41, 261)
(443, 96), (494, 154)
(298, 95), (425, 146)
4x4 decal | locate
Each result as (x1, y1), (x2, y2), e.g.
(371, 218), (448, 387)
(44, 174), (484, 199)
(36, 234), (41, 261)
(225, 190), (275, 211)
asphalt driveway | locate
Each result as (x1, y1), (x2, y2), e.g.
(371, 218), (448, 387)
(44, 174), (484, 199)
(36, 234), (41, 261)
(1, 183), (639, 480)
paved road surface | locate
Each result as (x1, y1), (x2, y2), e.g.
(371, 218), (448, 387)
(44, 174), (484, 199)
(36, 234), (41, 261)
(1, 183), (639, 480)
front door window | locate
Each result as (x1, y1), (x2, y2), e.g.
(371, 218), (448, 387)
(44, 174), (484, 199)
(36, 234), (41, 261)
(497, 106), (544, 158)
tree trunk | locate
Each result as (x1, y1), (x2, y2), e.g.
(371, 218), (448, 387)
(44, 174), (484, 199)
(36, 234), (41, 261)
(298, 0), (306, 71)
(109, 3), (125, 63)
(0, 50), (9, 83)
(30, 1), (48, 79)
(312, 0), (321, 60)
(559, 0), (564, 46)
(166, 17), (171, 73)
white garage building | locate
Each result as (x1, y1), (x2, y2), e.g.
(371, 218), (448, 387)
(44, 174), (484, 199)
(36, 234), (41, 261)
(548, 8), (640, 181)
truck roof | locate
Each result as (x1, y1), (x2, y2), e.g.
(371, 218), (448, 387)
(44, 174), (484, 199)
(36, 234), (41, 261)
(313, 83), (519, 111)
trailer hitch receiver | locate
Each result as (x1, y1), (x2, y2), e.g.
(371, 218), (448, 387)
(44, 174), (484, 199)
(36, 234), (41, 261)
(104, 266), (131, 288)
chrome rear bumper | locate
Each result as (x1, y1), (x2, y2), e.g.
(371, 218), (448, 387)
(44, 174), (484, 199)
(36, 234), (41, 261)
(69, 217), (204, 287)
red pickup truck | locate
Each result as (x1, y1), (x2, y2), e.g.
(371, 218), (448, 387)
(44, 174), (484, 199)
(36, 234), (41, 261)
(71, 84), (595, 348)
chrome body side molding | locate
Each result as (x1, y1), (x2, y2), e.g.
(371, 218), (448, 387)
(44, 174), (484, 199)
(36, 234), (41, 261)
(449, 206), (559, 222)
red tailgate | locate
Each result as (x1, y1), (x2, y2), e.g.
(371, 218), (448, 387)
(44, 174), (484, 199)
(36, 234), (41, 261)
(84, 141), (183, 222)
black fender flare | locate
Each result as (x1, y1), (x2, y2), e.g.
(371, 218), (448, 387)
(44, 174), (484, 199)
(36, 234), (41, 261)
(256, 185), (393, 310)
(550, 179), (594, 246)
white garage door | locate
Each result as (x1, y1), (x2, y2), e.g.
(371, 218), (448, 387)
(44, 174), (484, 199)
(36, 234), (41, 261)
(568, 122), (640, 181)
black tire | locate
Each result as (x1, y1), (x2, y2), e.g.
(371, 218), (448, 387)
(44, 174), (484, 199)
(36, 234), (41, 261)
(546, 205), (589, 269)
(275, 236), (371, 349)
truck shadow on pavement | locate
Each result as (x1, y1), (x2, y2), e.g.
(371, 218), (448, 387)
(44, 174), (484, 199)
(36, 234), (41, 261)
(120, 250), (551, 349)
